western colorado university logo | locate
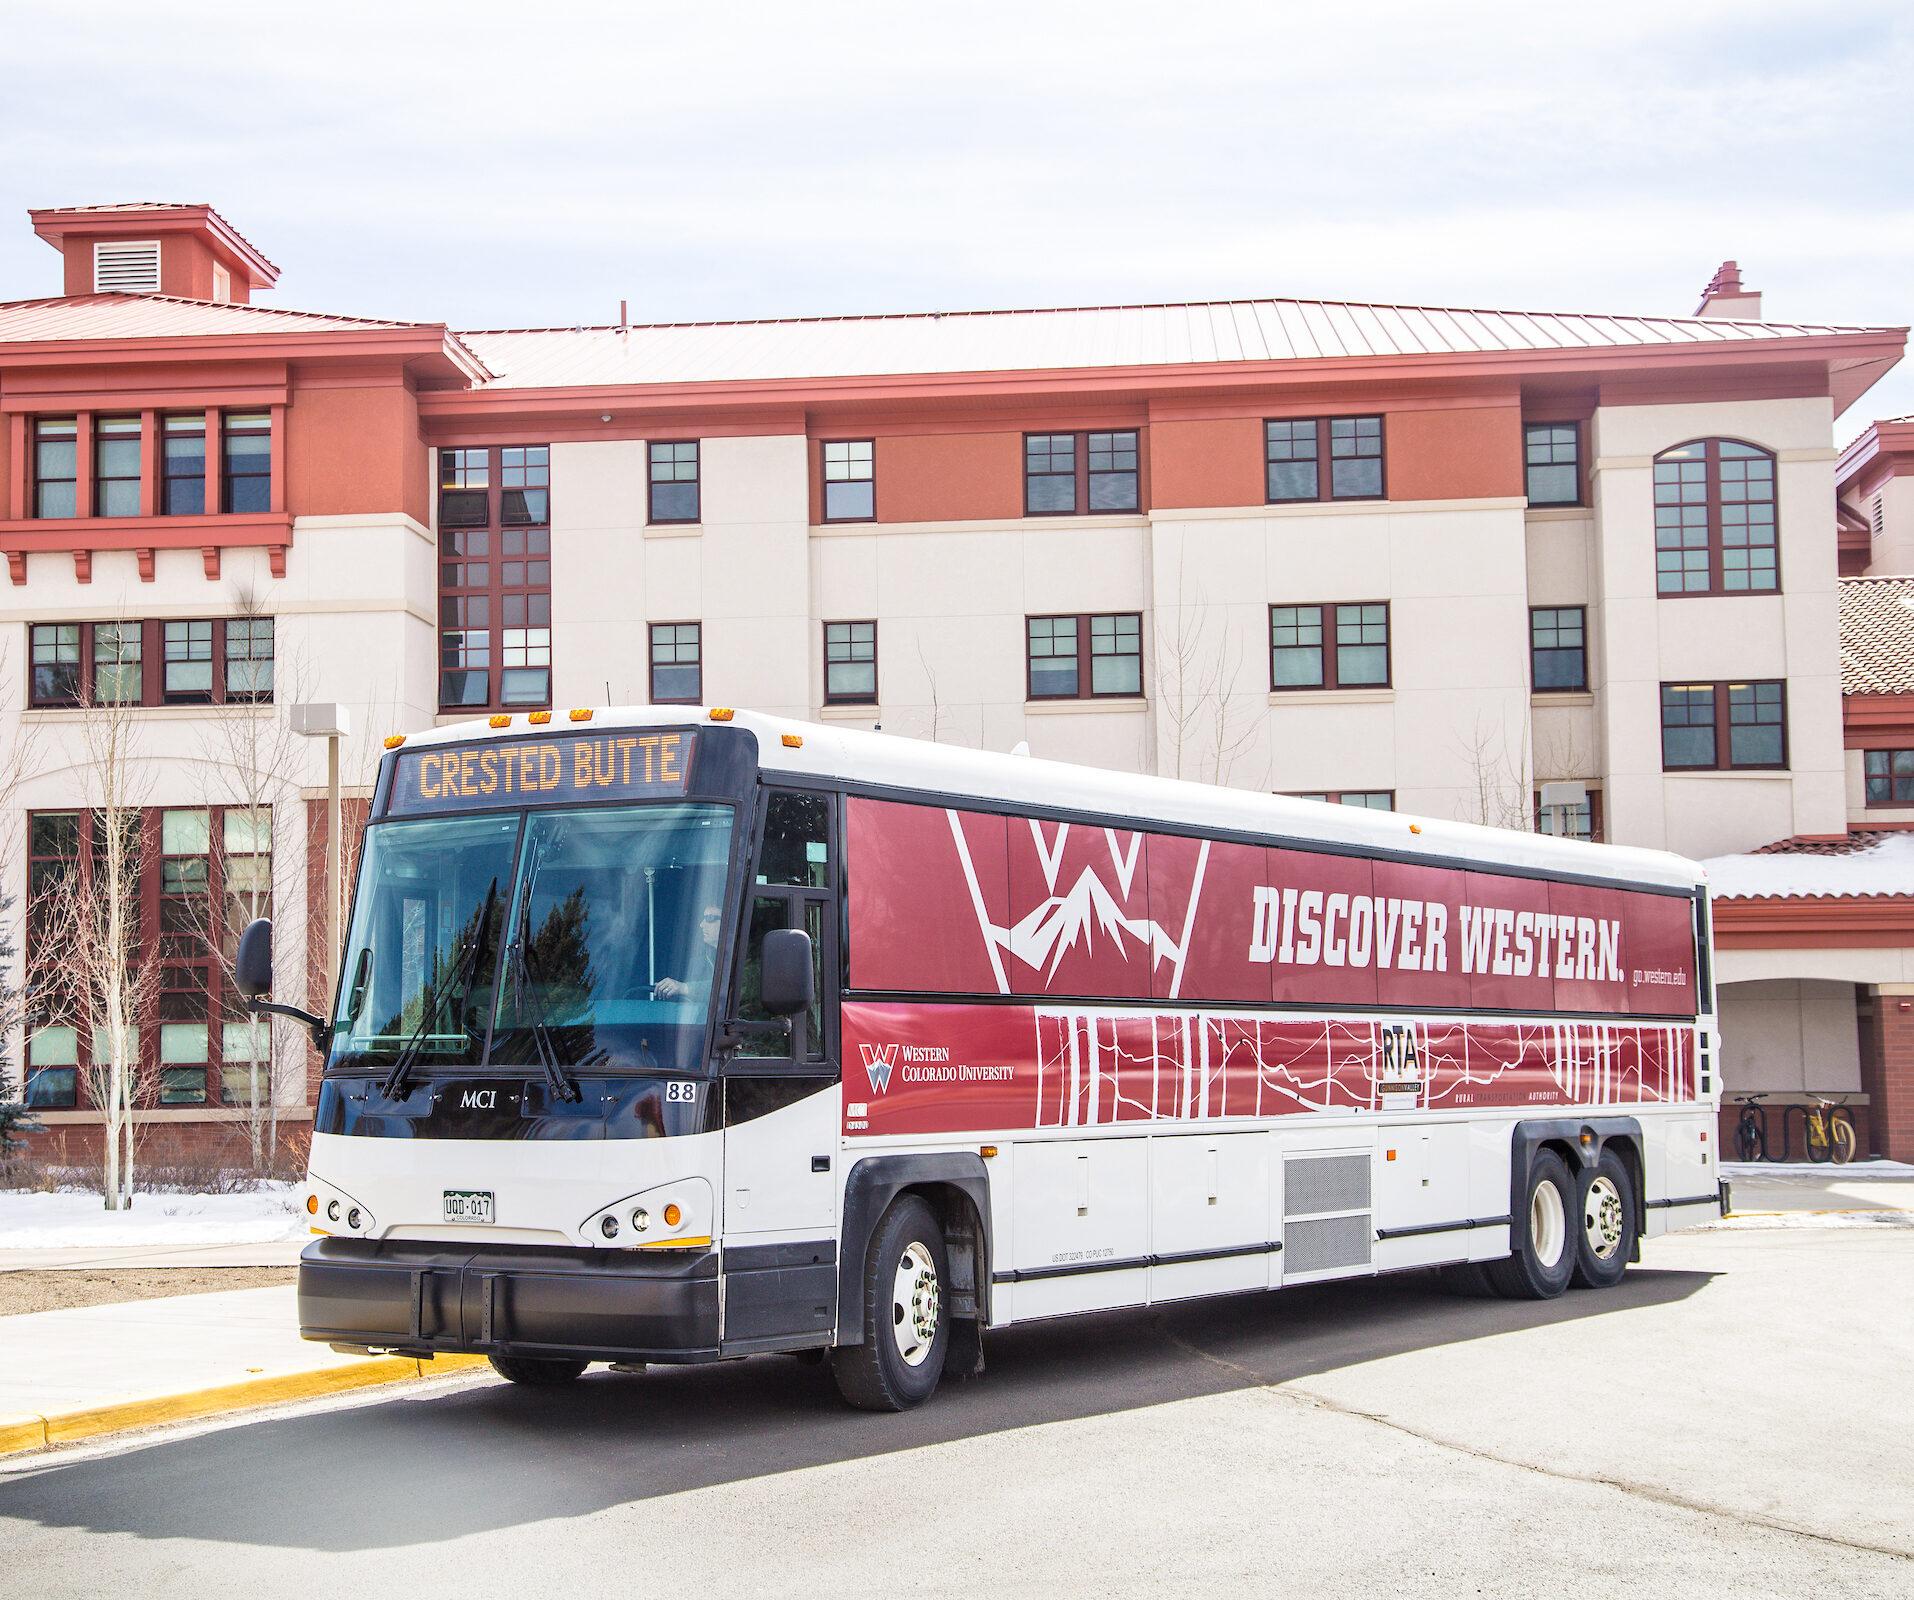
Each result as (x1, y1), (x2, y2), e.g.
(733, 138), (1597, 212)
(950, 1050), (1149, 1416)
(861, 1044), (899, 1095)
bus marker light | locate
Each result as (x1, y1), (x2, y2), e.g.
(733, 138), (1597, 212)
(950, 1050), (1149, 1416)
(528, 710), (552, 725)
(979, 1146), (998, 1159)
(663, 1203), (682, 1228)
(709, 707), (735, 721)
(600, 1214), (620, 1239)
(306, 1194), (318, 1215)
(781, 734), (803, 748)
(569, 708), (593, 722)
(383, 734), (406, 750)
(489, 714), (511, 728)
(1385, 1149), (1396, 1161)
(1409, 823), (1422, 835)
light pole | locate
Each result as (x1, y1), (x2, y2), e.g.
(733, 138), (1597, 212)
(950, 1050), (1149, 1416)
(290, 702), (351, 998)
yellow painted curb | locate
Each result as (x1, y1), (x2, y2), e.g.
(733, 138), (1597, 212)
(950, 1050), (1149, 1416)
(3, 1351), (492, 1458)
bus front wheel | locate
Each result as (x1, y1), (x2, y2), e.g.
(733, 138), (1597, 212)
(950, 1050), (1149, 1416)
(831, 1194), (950, 1411)
(1485, 1149), (1577, 1301)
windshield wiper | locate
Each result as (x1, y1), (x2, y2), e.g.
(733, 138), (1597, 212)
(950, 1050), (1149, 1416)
(378, 879), (498, 1101)
(506, 836), (582, 1104)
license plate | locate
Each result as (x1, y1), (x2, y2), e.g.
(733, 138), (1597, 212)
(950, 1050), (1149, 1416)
(443, 1189), (494, 1224)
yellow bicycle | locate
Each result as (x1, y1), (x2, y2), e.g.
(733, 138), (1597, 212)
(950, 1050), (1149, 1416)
(1786, 1095), (1857, 1166)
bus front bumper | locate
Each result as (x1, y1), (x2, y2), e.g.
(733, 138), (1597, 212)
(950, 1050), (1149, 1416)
(299, 1236), (721, 1364)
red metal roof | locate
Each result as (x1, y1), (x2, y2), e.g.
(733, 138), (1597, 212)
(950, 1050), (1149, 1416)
(455, 294), (1902, 391)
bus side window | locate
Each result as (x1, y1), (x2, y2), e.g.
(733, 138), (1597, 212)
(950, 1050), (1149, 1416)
(735, 896), (783, 1027)
(734, 897), (827, 1062)
(757, 792), (830, 888)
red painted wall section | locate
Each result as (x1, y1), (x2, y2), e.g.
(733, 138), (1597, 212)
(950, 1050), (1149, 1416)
(286, 377), (430, 522)
(872, 432), (1023, 522)
(1386, 405), (1524, 501)
(1148, 417), (1266, 509)
(57, 230), (231, 301)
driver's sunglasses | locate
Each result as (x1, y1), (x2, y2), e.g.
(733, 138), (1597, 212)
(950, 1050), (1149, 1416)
(700, 911), (722, 924)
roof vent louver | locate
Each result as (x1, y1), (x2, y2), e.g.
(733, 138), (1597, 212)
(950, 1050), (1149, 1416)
(93, 239), (161, 294)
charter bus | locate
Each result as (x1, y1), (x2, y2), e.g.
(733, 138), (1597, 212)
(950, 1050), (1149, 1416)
(235, 707), (1726, 1411)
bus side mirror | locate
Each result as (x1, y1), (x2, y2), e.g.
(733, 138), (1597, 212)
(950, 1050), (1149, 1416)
(236, 918), (274, 998)
(760, 928), (815, 1017)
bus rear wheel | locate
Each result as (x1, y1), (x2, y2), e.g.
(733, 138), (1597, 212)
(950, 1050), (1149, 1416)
(1485, 1149), (1577, 1300)
(1569, 1147), (1636, 1290)
(488, 1354), (588, 1386)
(831, 1194), (950, 1412)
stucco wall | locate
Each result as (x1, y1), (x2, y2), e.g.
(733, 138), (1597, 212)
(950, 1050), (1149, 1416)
(1717, 977), (1861, 1094)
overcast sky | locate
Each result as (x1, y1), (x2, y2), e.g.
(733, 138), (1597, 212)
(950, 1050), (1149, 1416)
(2, 1), (1909, 439)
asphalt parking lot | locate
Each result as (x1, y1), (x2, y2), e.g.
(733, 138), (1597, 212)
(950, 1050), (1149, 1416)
(1, 1208), (1909, 1599)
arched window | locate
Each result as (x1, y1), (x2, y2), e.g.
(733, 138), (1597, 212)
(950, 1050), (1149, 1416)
(1653, 439), (1778, 595)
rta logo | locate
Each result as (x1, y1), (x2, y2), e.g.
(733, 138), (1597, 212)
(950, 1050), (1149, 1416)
(859, 1044), (899, 1095)
(459, 1089), (498, 1110)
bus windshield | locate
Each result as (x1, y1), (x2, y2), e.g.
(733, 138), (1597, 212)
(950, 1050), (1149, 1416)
(327, 803), (734, 1078)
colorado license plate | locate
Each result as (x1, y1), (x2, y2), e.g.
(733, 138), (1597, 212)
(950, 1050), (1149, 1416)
(443, 1189), (494, 1224)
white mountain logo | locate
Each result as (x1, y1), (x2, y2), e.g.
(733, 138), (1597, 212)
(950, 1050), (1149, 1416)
(946, 815), (1210, 999)
(859, 1043), (899, 1095)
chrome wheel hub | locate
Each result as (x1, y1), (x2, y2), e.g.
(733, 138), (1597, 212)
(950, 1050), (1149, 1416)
(1584, 1174), (1624, 1262)
(891, 1241), (940, 1367)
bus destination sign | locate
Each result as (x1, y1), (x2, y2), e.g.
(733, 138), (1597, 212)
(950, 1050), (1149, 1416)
(387, 729), (694, 816)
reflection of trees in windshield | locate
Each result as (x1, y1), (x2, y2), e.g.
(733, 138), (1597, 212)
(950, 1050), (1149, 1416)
(368, 887), (504, 1053)
(494, 886), (603, 1067)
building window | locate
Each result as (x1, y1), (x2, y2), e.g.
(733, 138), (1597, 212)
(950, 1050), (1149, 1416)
(1265, 416), (1384, 503)
(163, 415), (207, 515)
(34, 419), (78, 519)
(1524, 423), (1580, 507)
(822, 440), (875, 521)
(1660, 681), (1787, 771)
(649, 441), (700, 523)
(1288, 791), (1395, 810)
(221, 412), (272, 514)
(1535, 788), (1604, 842)
(224, 619), (274, 700)
(94, 417), (142, 517)
(1530, 606), (1587, 691)
(1023, 431), (1140, 516)
(438, 445), (552, 710)
(1270, 602), (1389, 690)
(164, 621), (214, 702)
(1865, 749), (1914, 807)
(28, 618), (268, 709)
(824, 620), (878, 703)
(29, 623), (81, 705)
(1025, 612), (1142, 699)
(1654, 439), (1778, 595)
(649, 622), (702, 704)
(23, 805), (270, 1110)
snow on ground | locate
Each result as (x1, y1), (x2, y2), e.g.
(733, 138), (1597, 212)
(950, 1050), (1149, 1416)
(0, 1185), (304, 1249)
(1721, 1160), (1914, 1178)
(1692, 1208), (1914, 1231)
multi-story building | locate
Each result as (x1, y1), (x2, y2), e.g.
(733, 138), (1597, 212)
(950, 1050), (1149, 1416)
(2, 207), (1909, 1164)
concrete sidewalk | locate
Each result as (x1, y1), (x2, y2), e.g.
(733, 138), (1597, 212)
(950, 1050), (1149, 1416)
(0, 1284), (483, 1456)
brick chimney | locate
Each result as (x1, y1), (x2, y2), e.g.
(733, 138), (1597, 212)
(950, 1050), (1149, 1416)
(28, 203), (279, 303)
(1695, 260), (1762, 320)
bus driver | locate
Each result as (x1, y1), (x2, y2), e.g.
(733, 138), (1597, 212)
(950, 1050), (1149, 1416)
(653, 902), (722, 1002)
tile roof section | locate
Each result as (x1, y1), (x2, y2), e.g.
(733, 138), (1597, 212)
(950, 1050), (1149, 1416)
(1704, 831), (1914, 900)
(455, 295), (1900, 390)
(1841, 575), (1914, 696)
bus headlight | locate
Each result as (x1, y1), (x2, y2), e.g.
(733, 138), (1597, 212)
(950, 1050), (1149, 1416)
(631, 1208), (650, 1232)
(580, 1178), (713, 1249)
(600, 1214), (620, 1240)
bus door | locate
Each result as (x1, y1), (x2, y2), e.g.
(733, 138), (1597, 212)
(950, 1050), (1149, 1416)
(721, 790), (840, 1263)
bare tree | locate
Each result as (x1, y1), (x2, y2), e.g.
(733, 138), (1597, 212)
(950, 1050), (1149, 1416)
(1454, 711), (1536, 832)
(0, 641), (41, 1161)
(914, 630), (944, 745)
(33, 672), (159, 1208)
(1153, 593), (1262, 787)
(183, 590), (307, 1172)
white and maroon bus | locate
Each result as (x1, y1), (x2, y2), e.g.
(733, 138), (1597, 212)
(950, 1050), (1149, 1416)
(236, 707), (1724, 1411)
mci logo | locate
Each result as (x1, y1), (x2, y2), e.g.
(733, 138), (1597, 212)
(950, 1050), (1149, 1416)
(860, 1044), (899, 1095)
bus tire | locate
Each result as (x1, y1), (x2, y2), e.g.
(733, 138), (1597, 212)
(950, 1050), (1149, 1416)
(1485, 1149), (1577, 1300)
(487, 1353), (588, 1386)
(1569, 1147), (1636, 1291)
(831, 1194), (950, 1412)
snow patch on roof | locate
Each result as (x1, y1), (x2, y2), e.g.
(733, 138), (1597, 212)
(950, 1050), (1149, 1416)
(1703, 831), (1914, 900)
